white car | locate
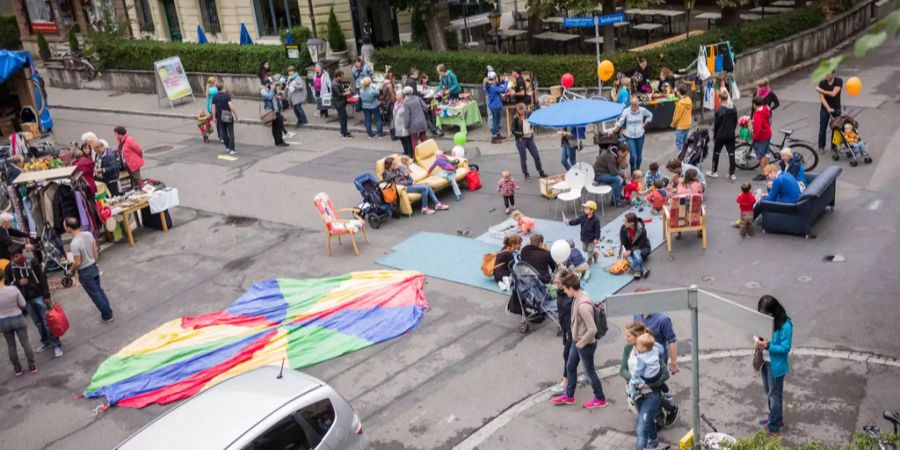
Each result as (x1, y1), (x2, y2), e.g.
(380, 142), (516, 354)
(117, 366), (368, 450)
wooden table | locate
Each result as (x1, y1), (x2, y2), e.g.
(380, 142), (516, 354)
(114, 199), (169, 247)
(633, 23), (662, 45)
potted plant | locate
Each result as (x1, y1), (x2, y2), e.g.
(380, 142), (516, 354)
(326, 7), (348, 62)
(67, 28), (80, 55)
(36, 31), (50, 60)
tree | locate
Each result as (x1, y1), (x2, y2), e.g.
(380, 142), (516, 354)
(326, 7), (347, 52)
(811, 10), (900, 82)
(385, 0), (447, 51)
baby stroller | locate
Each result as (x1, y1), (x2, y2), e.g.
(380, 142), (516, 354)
(37, 222), (73, 287)
(505, 258), (560, 334)
(829, 114), (872, 167)
(352, 173), (397, 229)
(678, 128), (710, 167)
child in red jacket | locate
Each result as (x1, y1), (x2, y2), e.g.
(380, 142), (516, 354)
(751, 97), (772, 181)
(737, 182), (757, 237)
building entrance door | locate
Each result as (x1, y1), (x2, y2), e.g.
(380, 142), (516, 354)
(161, 0), (181, 41)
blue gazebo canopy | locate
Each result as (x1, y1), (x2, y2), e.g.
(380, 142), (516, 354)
(527, 98), (625, 128)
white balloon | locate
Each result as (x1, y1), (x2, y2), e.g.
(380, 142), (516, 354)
(550, 240), (571, 264)
(451, 145), (465, 159)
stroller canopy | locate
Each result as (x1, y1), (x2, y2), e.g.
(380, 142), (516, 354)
(527, 99), (625, 128)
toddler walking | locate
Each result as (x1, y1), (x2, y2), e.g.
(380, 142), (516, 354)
(497, 170), (521, 214)
(627, 333), (663, 401)
(428, 150), (462, 201)
(737, 182), (757, 237)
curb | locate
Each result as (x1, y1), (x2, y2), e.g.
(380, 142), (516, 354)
(451, 346), (900, 450)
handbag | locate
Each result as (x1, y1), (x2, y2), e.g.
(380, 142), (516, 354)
(753, 347), (764, 371)
(45, 300), (70, 338)
(220, 109), (234, 123)
(608, 259), (630, 274)
(260, 109), (276, 126)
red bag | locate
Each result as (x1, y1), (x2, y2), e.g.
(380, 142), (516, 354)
(466, 164), (482, 191)
(45, 302), (70, 338)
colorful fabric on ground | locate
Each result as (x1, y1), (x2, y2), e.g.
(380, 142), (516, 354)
(83, 270), (428, 408)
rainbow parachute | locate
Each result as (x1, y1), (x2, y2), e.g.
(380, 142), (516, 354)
(84, 271), (428, 408)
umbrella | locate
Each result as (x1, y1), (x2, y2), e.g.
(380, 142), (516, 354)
(239, 22), (253, 46)
(284, 30), (294, 45)
(197, 24), (208, 44)
(527, 98), (625, 128)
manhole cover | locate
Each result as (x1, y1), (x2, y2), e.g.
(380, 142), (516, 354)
(746, 281), (761, 289)
(701, 275), (716, 283)
(598, 323), (621, 344)
(798, 275), (812, 283)
(144, 144), (175, 154)
(223, 215), (257, 227)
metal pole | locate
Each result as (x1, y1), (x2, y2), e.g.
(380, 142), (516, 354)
(688, 284), (701, 449)
(594, 16), (602, 96)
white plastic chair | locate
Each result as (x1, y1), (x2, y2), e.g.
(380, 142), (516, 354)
(553, 164), (589, 218)
(580, 164), (611, 216)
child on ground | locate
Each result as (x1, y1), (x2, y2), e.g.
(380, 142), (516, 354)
(512, 210), (535, 235)
(645, 180), (667, 214)
(497, 170), (521, 214)
(565, 239), (591, 282)
(565, 201), (602, 264)
(624, 170), (643, 205)
(737, 182), (757, 237)
(842, 122), (867, 157)
(645, 162), (663, 187)
(427, 150), (462, 201)
(627, 333), (662, 401)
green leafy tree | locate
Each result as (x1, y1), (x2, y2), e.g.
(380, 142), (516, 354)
(326, 7), (347, 52)
(385, 0), (448, 51)
(811, 10), (900, 83)
(68, 28), (80, 54)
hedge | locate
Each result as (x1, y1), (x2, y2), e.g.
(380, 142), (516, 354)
(96, 28), (313, 75)
(1, 16), (22, 50)
(374, 7), (824, 87)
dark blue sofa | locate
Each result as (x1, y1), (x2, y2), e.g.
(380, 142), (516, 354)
(757, 166), (842, 238)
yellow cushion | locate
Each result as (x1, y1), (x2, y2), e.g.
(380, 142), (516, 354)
(415, 139), (440, 170)
(407, 163), (430, 183)
(423, 175), (448, 190)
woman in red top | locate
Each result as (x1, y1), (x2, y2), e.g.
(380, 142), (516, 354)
(72, 149), (97, 195)
(114, 126), (144, 188)
(751, 97), (773, 181)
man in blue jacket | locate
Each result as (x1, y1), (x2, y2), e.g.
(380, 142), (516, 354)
(484, 73), (509, 144)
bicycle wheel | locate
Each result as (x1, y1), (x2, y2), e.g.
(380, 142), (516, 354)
(788, 142), (819, 172)
(734, 142), (759, 170)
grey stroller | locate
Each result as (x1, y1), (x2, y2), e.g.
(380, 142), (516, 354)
(505, 258), (560, 334)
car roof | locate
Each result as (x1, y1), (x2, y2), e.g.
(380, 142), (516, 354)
(117, 366), (324, 450)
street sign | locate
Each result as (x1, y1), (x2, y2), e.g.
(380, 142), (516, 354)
(598, 12), (626, 25)
(563, 17), (595, 28)
(698, 290), (772, 339)
(605, 287), (688, 316)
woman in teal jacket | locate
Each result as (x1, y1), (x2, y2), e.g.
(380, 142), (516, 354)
(436, 64), (462, 100)
(755, 295), (792, 436)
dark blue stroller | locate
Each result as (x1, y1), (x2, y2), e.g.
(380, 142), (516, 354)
(353, 173), (397, 229)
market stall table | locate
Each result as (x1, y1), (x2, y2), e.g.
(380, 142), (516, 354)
(434, 101), (482, 134)
(108, 188), (179, 247)
(642, 99), (678, 131)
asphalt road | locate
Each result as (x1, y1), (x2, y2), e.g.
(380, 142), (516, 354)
(1, 38), (899, 450)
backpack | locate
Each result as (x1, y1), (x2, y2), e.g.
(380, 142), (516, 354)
(608, 258), (630, 274)
(581, 298), (608, 339)
(481, 252), (497, 277)
(466, 164), (482, 191)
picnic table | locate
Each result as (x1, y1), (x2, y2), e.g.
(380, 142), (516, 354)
(771, 0), (797, 6)
(584, 36), (604, 44)
(696, 11), (762, 28)
(500, 29), (529, 52)
(633, 23), (663, 45)
(534, 31), (580, 54)
(749, 5), (794, 16)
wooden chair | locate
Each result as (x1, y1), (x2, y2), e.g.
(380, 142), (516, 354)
(313, 192), (369, 256)
(662, 193), (707, 252)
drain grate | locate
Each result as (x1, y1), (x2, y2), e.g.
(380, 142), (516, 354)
(598, 323), (622, 344)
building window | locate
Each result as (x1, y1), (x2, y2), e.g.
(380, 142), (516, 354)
(22, 0), (57, 33)
(134, 0), (154, 31)
(198, 0), (220, 33)
(252, 0), (299, 36)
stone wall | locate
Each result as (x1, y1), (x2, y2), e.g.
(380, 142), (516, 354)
(43, 67), (266, 99)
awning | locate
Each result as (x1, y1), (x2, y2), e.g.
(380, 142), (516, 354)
(0, 50), (33, 84)
(527, 98), (625, 128)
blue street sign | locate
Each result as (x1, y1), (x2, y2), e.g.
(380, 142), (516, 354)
(598, 13), (626, 25)
(563, 17), (595, 28)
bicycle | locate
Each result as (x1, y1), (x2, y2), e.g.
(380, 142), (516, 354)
(678, 414), (736, 449)
(734, 129), (819, 172)
(59, 51), (100, 81)
(863, 410), (899, 450)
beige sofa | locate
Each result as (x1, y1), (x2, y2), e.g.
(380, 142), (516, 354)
(375, 139), (469, 216)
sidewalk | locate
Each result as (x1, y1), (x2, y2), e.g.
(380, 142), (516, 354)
(45, 86), (499, 142)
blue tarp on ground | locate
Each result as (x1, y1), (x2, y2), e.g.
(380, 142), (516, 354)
(0, 49), (53, 132)
(527, 98), (625, 128)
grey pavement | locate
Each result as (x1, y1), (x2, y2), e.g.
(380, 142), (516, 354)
(1, 37), (899, 449)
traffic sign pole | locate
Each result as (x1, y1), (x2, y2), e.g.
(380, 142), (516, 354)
(689, 285), (701, 450)
(594, 16), (602, 95)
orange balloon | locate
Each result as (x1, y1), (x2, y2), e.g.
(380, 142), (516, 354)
(846, 76), (862, 96)
(598, 60), (615, 82)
